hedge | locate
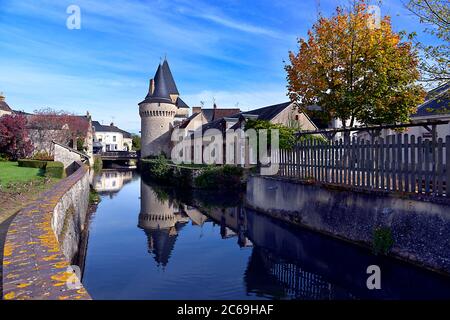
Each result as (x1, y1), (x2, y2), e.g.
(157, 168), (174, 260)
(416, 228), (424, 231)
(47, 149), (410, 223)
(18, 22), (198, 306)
(18, 159), (65, 179)
(18, 159), (48, 169)
(45, 161), (65, 179)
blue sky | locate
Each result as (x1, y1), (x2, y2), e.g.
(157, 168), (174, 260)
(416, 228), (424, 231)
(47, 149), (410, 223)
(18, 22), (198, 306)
(0, 0), (440, 133)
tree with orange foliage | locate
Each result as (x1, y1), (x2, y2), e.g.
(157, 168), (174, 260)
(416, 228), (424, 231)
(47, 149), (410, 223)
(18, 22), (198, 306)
(285, 0), (425, 129)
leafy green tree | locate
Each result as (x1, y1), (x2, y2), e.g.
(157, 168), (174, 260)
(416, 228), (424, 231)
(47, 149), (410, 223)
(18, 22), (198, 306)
(406, 0), (449, 84)
(131, 134), (141, 151)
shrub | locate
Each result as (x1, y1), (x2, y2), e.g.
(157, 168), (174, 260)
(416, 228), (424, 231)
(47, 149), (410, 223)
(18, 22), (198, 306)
(93, 156), (103, 172)
(0, 153), (9, 161)
(194, 165), (244, 189)
(32, 151), (54, 161)
(89, 187), (101, 205)
(18, 159), (48, 169)
(148, 156), (171, 181)
(45, 161), (65, 179)
(373, 227), (394, 255)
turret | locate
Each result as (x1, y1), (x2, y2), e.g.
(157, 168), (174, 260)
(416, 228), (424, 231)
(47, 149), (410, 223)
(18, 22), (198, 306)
(139, 60), (178, 158)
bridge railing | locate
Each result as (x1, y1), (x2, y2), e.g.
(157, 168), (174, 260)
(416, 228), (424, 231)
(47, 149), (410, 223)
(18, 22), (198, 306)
(101, 151), (138, 158)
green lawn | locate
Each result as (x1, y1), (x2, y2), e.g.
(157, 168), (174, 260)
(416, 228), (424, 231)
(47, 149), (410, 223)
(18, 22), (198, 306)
(0, 161), (45, 185)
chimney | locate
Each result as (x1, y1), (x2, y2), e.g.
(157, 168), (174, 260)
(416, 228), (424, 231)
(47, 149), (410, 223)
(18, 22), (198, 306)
(192, 106), (202, 114)
(110, 122), (114, 127)
(213, 102), (217, 109)
(0, 92), (5, 102)
(149, 79), (155, 95)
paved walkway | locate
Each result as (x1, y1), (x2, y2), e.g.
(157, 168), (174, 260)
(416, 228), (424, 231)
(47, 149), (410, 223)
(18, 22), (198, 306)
(0, 214), (16, 298)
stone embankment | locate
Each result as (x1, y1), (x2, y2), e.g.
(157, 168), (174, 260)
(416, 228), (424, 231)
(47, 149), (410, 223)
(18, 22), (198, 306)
(2, 161), (91, 300)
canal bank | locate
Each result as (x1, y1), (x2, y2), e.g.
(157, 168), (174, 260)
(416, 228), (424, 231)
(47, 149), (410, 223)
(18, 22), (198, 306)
(2, 161), (91, 300)
(246, 175), (450, 276)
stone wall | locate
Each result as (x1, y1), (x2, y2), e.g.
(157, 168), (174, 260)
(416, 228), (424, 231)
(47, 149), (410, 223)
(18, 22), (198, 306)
(2, 161), (91, 300)
(54, 142), (89, 168)
(140, 102), (177, 158)
(246, 175), (450, 275)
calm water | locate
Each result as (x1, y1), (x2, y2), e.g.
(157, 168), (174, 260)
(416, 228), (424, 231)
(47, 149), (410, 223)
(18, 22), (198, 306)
(81, 170), (450, 300)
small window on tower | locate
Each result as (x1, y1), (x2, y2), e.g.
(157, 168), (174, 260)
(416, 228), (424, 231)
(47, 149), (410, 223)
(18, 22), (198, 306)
(295, 115), (299, 121)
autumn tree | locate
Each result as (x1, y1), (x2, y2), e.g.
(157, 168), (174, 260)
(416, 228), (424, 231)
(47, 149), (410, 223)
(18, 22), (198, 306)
(406, 0), (449, 83)
(285, 0), (425, 130)
(0, 114), (33, 160)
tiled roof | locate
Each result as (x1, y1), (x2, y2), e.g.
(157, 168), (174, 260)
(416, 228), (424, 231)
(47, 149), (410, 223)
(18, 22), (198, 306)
(238, 102), (291, 120)
(0, 100), (12, 112)
(176, 97), (189, 108)
(178, 112), (201, 129)
(92, 121), (132, 138)
(196, 102), (294, 134)
(412, 82), (449, 117)
(200, 108), (241, 122)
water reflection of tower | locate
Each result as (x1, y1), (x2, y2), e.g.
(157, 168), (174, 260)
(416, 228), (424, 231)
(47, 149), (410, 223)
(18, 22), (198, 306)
(138, 180), (188, 267)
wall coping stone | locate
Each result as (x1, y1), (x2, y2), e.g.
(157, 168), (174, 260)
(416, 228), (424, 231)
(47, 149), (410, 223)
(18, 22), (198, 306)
(2, 161), (91, 300)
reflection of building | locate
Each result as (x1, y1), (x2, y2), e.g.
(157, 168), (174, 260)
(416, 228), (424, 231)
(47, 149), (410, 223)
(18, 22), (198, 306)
(138, 181), (189, 267)
(93, 170), (133, 193)
(201, 205), (252, 248)
(183, 206), (209, 226)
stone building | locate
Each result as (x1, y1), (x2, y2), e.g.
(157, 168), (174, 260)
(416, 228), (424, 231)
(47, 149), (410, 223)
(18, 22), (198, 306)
(138, 59), (320, 161)
(139, 59), (190, 158)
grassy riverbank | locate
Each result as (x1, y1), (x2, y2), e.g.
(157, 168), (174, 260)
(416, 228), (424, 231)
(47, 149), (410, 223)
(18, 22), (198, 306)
(0, 162), (61, 224)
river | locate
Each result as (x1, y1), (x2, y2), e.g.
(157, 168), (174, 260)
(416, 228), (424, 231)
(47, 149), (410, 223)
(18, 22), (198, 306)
(80, 169), (450, 300)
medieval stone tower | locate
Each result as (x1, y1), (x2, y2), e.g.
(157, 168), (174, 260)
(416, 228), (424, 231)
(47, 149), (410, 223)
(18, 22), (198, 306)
(139, 59), (189, 158)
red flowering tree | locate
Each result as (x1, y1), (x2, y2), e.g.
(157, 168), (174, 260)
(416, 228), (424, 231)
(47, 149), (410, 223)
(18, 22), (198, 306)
(0, 114), (34, 160)
(28, 108), (90, 152)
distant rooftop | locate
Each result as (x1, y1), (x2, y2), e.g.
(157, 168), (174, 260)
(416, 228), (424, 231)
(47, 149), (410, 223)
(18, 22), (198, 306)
(413, 82), (449, 117)
(92, 120), (132, 138)
(0, 92), (12, 112)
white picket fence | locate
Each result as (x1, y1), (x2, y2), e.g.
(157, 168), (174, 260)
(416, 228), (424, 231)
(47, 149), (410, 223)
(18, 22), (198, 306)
(276, 134), (450, 197)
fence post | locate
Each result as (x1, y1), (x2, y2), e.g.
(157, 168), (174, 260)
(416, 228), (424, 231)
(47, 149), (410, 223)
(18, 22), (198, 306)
(446, 136), (450, 197)
(424, 139), (431, 194)
(437, 138), (444, 196)
(410, 135), (416, 194)
(404, 134), (409, 193)
(417, 137), (423, 194)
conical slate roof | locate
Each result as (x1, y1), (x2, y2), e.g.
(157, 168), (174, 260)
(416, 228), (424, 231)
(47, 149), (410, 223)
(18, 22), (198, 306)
(161, 59), (179, 95)
(141, 64), (173, 104)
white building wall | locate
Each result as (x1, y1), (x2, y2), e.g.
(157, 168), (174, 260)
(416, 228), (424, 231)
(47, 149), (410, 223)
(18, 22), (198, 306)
(95, 131), (127, 152)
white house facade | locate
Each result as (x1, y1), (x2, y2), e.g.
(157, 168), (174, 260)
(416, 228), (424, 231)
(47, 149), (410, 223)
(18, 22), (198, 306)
(92, 121), (133, 152)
